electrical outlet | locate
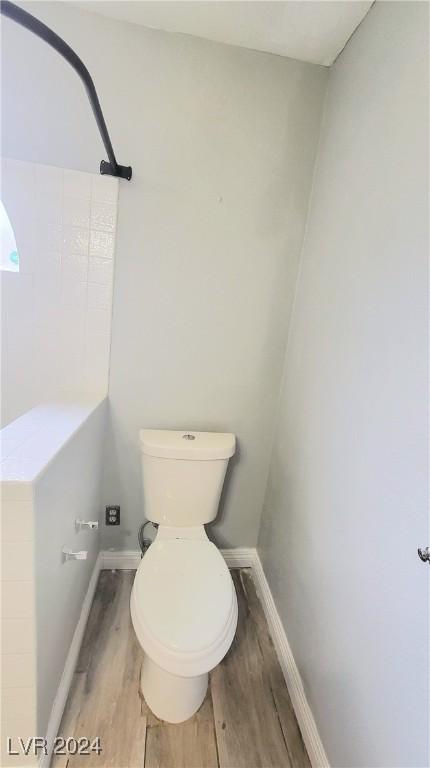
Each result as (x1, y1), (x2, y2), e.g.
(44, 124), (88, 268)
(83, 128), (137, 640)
(105, 505), (120, 526)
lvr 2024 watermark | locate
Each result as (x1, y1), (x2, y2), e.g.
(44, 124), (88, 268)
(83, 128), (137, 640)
(6, 736), (102, 757)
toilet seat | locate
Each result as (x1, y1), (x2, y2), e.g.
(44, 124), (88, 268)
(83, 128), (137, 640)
(131, 538), (237, 677)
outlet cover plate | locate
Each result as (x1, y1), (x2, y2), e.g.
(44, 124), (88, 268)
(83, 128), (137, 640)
(105, 505), (120, 526)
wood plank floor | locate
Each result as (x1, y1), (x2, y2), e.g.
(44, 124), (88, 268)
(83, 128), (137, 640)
(53, 569), (310, 768)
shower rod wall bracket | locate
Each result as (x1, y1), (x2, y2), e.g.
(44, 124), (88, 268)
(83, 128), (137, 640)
(1, 0), (132, 181)
(100, 160), (132, 181)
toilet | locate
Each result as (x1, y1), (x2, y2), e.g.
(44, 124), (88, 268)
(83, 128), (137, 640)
(130, 429), (238, 723)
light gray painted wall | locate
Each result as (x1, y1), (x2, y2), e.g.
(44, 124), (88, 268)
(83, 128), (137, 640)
(258, 3), (429, 766)
(34, 401), (106, 736)
(102, 24), (327, 550)
(2, 2), (327, 548)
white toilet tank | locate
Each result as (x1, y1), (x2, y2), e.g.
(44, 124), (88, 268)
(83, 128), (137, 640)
(139, 430), (236, 526)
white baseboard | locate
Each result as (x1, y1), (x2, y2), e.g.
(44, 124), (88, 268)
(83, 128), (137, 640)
(221, 547), (255, 568)
(40, 552), (103, 768)
(101, 547), (255, 570)
(102, 549), (141, 569)
(252, 550), (329, 768)
(43, 546), (327, 768)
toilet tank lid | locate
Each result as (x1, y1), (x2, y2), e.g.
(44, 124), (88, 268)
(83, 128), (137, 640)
(139, 429), (236, 460)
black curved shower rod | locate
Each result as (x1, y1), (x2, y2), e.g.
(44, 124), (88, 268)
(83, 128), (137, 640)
(1, 0), (132, 180)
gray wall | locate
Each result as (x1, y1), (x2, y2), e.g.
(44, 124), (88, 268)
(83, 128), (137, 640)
(2, 2), (327, 549)
(102, 22), (327, 550)
(258, 3), (429, 766)
(34, 401), (106, 735)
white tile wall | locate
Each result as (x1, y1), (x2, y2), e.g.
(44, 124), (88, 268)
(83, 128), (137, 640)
(0, 158), (119, 427)
(0, 399), (105, 765)
(0, 491), (37, 767)
(1, 652), (35, 689)
(1, 542), (33, 582)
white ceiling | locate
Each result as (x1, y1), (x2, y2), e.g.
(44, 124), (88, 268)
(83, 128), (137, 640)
(78, 1), (373, 67)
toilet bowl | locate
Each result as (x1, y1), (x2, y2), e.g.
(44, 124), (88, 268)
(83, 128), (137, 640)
(130, 429), (237, 723)
(131, 528), (237, 722)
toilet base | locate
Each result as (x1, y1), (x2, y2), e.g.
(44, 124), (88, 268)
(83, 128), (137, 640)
(141, 655), (208, 723)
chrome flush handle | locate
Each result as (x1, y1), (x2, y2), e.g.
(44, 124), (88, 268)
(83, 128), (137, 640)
(417, 547), (430, 563)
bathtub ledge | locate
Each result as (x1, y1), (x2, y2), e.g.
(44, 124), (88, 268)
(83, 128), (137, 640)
(0, 396), (107, 484)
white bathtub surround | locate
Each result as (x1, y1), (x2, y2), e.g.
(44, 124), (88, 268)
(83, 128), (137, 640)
(1, 482), (37, 768)
(0, 159), (119, 428)
(0, 397), (107, 766)
(0, 399), (105, 477)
